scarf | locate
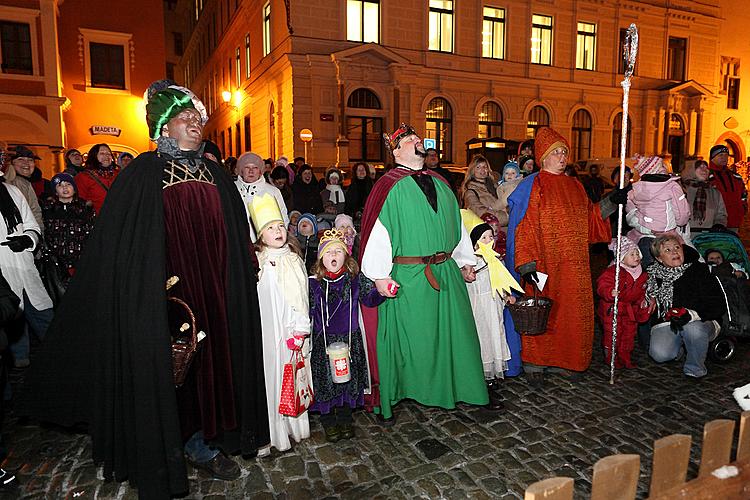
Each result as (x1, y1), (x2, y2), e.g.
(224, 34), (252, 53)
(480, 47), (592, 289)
(0, 177), (22, 234)
(156, 136), (206, 171)
(258, 245), (308, 319)
(645, 261), (691, 319)
(684, 178), (708, 223)
(325, 184), (345, 204)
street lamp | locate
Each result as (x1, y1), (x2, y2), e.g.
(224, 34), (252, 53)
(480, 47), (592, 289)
(222, 89), (243, 110)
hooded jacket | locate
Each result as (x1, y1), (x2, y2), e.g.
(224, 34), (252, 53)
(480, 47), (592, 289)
(708, 163), (747, 228)
(625, 174), (690, 239)
(680, 164), (728, 231)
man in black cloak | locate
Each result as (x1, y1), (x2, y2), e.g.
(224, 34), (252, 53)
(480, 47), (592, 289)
(20, 80), (269, 498)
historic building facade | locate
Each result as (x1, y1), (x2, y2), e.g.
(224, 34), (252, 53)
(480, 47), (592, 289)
(0, 0), (166, 175)
(177, 0), (746, 172)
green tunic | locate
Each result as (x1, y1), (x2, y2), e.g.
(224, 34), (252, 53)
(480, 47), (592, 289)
(376, 176), (488, 419)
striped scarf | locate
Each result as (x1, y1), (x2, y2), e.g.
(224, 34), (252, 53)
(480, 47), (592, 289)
(685, 179), (708, 223)
(646, 261), (691, 320)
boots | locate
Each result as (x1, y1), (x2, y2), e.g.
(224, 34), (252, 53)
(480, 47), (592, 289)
(485, 379), (505, 411)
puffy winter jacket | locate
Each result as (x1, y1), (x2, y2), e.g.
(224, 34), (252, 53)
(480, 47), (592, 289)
(625, 174), (690, 238)
(709, 164), (747, 228)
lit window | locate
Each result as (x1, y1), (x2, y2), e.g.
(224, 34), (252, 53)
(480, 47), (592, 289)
(530, 14), (552, 65)
(0, 21), (33, 75)
(347, 0), (379, 43)
(269, 102), (276, 158)
(347, 89), (384, 162)
(429, 0), (453, 53)
(425, 97), (453, 161)
(235, 47), (241, 87)
(482, 7), (505, 59)
(478, 101), (503, 139)
(263, 2), (271, 57)
(245, 34), (251, 78)
(575, 22), (596, 71)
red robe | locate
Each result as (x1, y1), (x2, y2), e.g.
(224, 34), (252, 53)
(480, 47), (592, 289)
(515, 171), (610, 371)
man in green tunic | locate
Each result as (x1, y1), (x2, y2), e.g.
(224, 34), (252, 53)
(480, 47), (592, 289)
(360, 124), (489, 421)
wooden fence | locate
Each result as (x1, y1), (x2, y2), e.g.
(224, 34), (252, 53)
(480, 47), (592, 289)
(524, 411), (750, 500)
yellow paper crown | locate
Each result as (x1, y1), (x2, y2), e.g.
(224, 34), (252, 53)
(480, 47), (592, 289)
(318, 228), (348, 255)
(249, 193), (283, 233)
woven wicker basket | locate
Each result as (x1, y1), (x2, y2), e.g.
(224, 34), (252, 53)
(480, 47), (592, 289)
(507, 291), (553, 336)
(168, 296), (198, 387)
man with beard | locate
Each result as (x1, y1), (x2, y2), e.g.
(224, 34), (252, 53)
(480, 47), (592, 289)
(359, 124), (489, 422)
(707, 144), (747, 232)
(20, 80), (268, 498)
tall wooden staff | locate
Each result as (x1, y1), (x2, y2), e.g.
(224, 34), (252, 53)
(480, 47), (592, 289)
(610, 24), (639, 384)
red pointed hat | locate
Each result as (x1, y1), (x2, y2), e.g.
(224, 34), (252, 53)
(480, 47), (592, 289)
(534, 126), (569, 167)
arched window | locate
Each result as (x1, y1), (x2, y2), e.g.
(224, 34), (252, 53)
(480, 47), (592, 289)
(425, 97), (452, 161)
(611, 112), (632, 158)
(347, 88), (381, 109)
(478, 101), (503, 139)
(526, 105), (549, 138)
(571, 109), (592, 162)
(668, 113), (685, 171)
(346, 89), (383, 162)
(269, 102), (275, 159)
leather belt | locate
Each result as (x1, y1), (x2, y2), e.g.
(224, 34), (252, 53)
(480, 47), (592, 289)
(393, 251), (450, 291)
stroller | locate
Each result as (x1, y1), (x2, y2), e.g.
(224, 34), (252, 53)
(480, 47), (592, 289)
(692, 229), (750, 363)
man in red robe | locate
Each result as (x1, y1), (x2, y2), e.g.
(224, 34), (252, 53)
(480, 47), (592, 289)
(507, 127), (627, 387)
(707, 144), (747, 232)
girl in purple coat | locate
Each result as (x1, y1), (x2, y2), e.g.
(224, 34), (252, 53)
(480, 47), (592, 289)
(309, 228), (383, 442)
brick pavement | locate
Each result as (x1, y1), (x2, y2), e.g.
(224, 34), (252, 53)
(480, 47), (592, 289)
(4, 218), (750, 499)
(2, 333), (748, 499)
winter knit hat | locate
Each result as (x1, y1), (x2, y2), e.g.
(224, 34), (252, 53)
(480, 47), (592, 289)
(710, 144), (729, 160)
(334, 213), (354, 229)
(51, 172), (77, 192)
(517, 154), (535, 173)
(608, 237), (641, 264)
(632, 155), (666, 176)
(500, 161), (520, 183)
(318, 228), (349, 256)
(297, 212), (318, 236)
(534, 127), (569, 167)
(117, 152), (134, 165)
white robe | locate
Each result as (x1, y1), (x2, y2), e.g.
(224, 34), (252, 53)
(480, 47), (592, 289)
(235, 177), (289, 242)
(466, 257), (511, 379)
(256, 247), (311, 452)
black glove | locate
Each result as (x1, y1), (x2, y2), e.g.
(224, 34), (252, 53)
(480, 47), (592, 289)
(668, 309), (691, 333)
(609, 183), (633, 205)
(1, 235), (33, 253)
(521, 271), (539, 288)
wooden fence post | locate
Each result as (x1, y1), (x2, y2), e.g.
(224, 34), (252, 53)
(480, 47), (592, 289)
(738, 411), (750, 462)
(524, 477), (574, 500)
(649, 434), (691, 496)
(590, 454), (639, 500)
(698, 419), (735, 477)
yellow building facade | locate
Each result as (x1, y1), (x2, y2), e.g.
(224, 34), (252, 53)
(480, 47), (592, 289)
(0, 0), (167, 176)
(179, 0), (749, 172)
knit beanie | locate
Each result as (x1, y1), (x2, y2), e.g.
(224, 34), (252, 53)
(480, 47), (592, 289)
(632, 155), (666, 176)
(709, 144), (729, 160)
(608, 237), (641, 263)
(534, 127), (569, 167)
(501, 161), (520, 182)
(51, 172), (77, 192)
(297, 213), (318, 236)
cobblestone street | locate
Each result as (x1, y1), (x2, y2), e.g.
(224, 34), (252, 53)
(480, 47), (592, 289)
(2, 331), (748, 499)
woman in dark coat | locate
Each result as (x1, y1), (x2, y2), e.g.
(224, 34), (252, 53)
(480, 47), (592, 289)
(345, 162), (373, 220)
(291, 164), (323, 214)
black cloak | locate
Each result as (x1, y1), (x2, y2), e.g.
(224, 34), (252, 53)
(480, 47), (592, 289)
(19, 152), (269, 498)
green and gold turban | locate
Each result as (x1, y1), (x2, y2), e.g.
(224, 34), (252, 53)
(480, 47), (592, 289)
(145, 80), (208, 141)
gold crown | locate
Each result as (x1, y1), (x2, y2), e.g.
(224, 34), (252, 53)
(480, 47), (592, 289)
(249, 193), (283, 233)
(318, 228), (348, 254)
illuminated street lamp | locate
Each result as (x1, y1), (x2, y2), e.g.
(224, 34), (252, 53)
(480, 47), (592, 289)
(222, 89), (243, 110)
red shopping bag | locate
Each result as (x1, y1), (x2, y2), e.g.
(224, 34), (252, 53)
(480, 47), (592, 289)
(278, 351), (314, 416)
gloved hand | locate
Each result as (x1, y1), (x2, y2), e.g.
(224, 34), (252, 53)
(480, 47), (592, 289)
(286, 334), (306, 351)
(609, 183), (633, 205)
(665, 307), (691, 332)
(1, 235), (33, 253)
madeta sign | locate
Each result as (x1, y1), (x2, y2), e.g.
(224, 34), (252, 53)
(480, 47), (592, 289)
(90, 125), (122, 137)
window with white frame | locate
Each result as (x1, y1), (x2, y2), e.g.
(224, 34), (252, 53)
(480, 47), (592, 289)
(530, 14), (552, 65)
(235, 47), (241, 87)
(347, 0), (379, 43)
(721, 57), (740, 110)
(263, 2), (271, 57)
(428, 0), (453, 53)
(245, 33), (250, 79)
(482, 7), (505, 59)
(80, 28), (131, 92)
(576, 22), (596, 71)
(0, 21), (32, 75)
